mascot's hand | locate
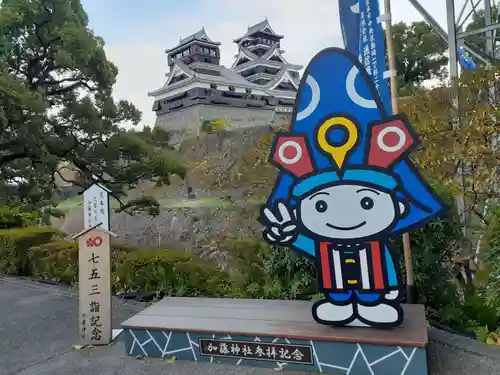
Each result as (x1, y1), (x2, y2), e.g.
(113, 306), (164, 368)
(385, 289), (399, 300)
(262, 202), (297, 244)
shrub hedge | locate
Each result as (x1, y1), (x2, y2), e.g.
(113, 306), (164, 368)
(0, 205), (40, 229)
(0, 226), (62, 275)
(28, 240), (78, 284)
(222, 237), (316, 300)
(112, 250), (230, 296)
(15, 232), (230, 297)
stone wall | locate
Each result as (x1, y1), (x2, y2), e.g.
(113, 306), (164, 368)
(56, 127), (277, 256)
(155, 104), (291, 139)
(59, 203), (261, 259)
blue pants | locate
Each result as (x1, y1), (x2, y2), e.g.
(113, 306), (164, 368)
(329, 291), (380, 303)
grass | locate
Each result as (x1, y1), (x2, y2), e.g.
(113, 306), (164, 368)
(56, 195), (263, 214)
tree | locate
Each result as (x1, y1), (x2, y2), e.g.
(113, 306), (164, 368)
(392, 21), (448, 96)
(0, 0), (185, 213)
(401, 67), (500, 226)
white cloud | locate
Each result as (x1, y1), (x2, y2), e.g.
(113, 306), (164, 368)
(102, 0), (467, 128)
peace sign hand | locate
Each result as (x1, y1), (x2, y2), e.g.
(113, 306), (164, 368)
(262, 202), (297, 244)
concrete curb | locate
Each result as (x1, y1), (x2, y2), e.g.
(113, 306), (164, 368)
(428, 327), (500, 360)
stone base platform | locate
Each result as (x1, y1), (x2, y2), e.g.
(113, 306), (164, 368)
(121, 297), (428, 374)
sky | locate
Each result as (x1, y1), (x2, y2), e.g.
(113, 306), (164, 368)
(80, 0), (466, 128)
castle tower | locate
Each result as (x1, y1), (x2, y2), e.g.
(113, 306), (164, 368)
(148, 27), (293, 139)
(166, 28), (221, 68)
(232, 19), (303, 99)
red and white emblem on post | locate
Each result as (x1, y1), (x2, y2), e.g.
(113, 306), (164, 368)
(86, 236), (103, 248)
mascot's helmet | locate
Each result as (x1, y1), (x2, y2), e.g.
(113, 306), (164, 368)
(271, 115), (418, 199)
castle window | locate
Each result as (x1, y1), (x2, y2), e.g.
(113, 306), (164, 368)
(210, 49), (217, 56)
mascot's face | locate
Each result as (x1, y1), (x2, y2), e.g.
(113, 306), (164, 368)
(298, 183), (406, 240)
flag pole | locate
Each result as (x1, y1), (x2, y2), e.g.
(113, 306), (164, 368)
(383, 0), (417, 304)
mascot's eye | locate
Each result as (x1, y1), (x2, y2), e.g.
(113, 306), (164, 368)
(315, 200), (328, 213)
(360, 197), (374, 210)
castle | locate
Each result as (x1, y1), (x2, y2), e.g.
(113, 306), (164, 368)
(148, 19), (302, 140)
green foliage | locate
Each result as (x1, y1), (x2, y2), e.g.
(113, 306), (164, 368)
(223, 237), (316, 299)
(401, 67), (500, 226)
(444, 288), (499, 334)
(200, 119), (231, 134)
(0, 226), (61, 275)
(0, 205), (39, 228)
(0, 0), (185, 213)
(112, 251), (230, 296)
(27, 240), (139, 284)
(22, 237), (229, 296)
(479, 207), (500, 312)
(262, 246), (317, 299)
(392, 182), (462, 309)
(28, 240), (78, 284)
(392, 21), (448, 96)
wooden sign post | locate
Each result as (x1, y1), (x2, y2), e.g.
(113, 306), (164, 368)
(73, 224), (116, 345)
(74, 182), (115, 346)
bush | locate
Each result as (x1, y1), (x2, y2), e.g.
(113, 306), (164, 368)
(112, 250), (230, 296)
(438, 285), (499, 336)
(0, 226), (61, 275)
(391, 182), (462, 310)
(223, 237), (316, 299)
(25, 238), (230, 296)
(262, 246), (317, 299)
(480, 207), (500, 308)
(28, 241), (78, 284)
(0, 205), (39, 229)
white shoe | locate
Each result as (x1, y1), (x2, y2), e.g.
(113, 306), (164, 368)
(357, 303), (401, 326)
(313, 300), (354, 324)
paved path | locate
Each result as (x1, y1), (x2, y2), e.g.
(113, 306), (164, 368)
(0, 276), (499, 375)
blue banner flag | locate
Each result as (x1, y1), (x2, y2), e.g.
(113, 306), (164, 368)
(339, 0), (392, 111)
(339, 0), (361, 55)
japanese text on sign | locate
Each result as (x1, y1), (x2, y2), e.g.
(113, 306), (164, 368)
(78, 227), (112, 346)
(83, 184), (110, 231)
(199, 339), (313, 365)
(87, 240), (103, 341)
(358, 0), (382, 91)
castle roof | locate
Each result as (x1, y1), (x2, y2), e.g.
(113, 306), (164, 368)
(166, 28), (221, 53)
(233, 19), (284, 44)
